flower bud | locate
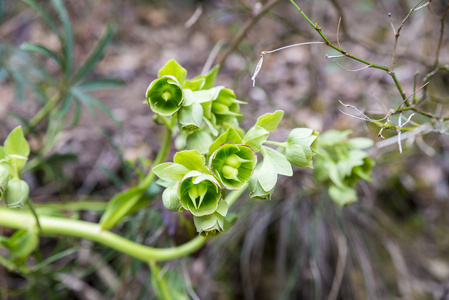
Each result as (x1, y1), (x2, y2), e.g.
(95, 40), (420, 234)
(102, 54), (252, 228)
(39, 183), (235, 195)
(146, 75), (184, 116)
(162, 185), (182, 212)
(211, 143), (257, 190)
(193, 200), (228, 237)
(4, 179), (29, 208)
(211, 88), (245, 125)
(248, 167), (274, 200)
(0, 165), (9, 200)
(178, 171), (222, 217)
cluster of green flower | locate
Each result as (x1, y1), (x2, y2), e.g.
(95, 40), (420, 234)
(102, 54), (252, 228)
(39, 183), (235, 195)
(146, 60), (319, 237)
(0, 127), (30, 208)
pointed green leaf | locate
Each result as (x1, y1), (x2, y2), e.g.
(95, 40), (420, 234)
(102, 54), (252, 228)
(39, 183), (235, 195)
(51, 0), (73, 78)
(22, 0), (61, 37)
(191, 64), (220, 89)
(78, 78), (124, 91)
(174, 150), (205, 171)
(242, 125), (269, 152)
(71, 24), (116, 84)
(208, 127), (243, 155)
(152, 163), (190, 182)
(158, 59), (187, 87)
(184, 78), (205, 91)
(100, 187), (142, 229)
(261, 146), (292, 176)
(256, 110), (284, 132)
(20, 42), (61, 65)
(5, 228), (39, 262)
(4, 126), (30, 161)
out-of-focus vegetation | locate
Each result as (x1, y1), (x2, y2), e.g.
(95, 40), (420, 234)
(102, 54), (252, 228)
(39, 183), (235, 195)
(0, 0), (449, 299)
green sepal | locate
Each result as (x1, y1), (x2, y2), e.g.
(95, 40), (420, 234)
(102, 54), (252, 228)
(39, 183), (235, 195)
(178, 171), (222, 217)
(157, 59), (187, 87)
(152, 162), (190, 182)
(4, 179), (29, 208)
(162, 185), (182, 212)
(193, 200), (228, 237)
(178, 102), (203, 131)
(255, 110), (284, 131)
(174, 150), (205, 172)
(146, 76), (184, 117)
(211, 143), (257, 190)
(242, 125), (269, 152)
(208, 127), (243, 155)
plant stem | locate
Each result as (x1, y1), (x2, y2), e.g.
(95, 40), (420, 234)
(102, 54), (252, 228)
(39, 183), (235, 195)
(24, 91), (62, 135)
(263, 140), (287, 148)
(0, 206), (206, 262)
(140, 127), (172, 189)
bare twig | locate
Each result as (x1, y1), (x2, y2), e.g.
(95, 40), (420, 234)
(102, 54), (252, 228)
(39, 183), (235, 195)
(184, 4), (203, 28)
(251, 41), (324, 86)
(216, 0), (282, 67)
(333, 60), (371, 72)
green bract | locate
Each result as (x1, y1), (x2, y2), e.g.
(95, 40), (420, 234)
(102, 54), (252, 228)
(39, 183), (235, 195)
(146, 75), (184, 116)
(4, 179), (29, 208)
(193, 200), (228, 237)
(211, 143), (257, 190)
(178, 171), (222, 217)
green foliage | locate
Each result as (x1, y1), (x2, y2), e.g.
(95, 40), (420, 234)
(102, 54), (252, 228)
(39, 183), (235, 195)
(314, 130), (374, 206)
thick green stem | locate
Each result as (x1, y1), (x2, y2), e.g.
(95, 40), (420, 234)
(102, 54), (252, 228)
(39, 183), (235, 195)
(0, 206), (206, 262)
(263, 140), (287, 148)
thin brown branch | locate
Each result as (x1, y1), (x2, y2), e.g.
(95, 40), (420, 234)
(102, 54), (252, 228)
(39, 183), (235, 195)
(216, 0), (282, 67)
(433, 2), (449, 67)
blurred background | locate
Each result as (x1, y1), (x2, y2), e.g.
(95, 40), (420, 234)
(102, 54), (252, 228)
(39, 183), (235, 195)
(1, 0), (449, 299)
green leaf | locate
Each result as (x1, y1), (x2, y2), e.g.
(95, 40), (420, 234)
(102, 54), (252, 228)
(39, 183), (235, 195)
(208, 127), (243, 155)
(4, 228), (39, 262)
(51, 0), (73, 78)
(318, 129), (352, 146)
(174, 150), (205, 171)
(191, 64), (220, 89)
(184, 78), (205, 91)
(3, 126), (29, 158)
(152, 163), (190, 182)
(328, 185), (357, 207)
(20, 42), (61, 65)
(158, 59), (187, 87)
(187, 131), (213, 154)
(261, 146), (292, 176)
(242, 125), (269, 152)
(0, 146), (5, 160)
(71, 24), (116, 84)
(192, 86), (223, 103)
(22, 0), (61, 37)
(100, 187), (143, 229)
(255, 110), (284, 132)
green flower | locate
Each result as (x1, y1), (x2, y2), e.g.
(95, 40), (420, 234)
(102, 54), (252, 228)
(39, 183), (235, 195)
(178, 171), (222, 216)
(4, 179), (29, 208)
(211, 143), (257, 190)
(209, 88), (244, 125)
(162, 185), (182, 212)
(193, 200), (228, 237)
(146, 75), (184, 116)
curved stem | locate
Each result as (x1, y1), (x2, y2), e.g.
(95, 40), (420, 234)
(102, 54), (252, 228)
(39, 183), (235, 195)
(24, 91), (62, 135)
(0, 206), (206, 262)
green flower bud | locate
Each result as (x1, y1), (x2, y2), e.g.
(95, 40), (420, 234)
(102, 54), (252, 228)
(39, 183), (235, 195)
(178, 171), (222, 217)
(285, 128), (319, 168)
(193, 200), (228, 237)
(162, 185), (182, 212)
(211, 143), (257, 190)
(0, 165), (9, 200)
(4, 179), (29, 208)
(146, 75), (184, 116)
(248, 167), (274, 200)
(210, 88), (245, 125)
(178, 102), (203, 131)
